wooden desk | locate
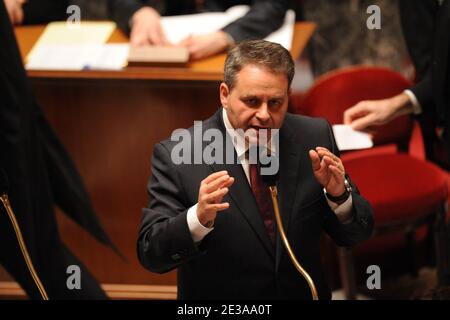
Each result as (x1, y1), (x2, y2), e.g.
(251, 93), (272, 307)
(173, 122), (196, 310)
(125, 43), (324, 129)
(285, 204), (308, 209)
(14, 23), (315, 80)
(3, 23), (315, 299)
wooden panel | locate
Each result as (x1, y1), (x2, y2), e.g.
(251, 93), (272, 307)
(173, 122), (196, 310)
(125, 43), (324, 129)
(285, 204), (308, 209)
(31, 78), (220, 286)
(0, 281), (177, 300)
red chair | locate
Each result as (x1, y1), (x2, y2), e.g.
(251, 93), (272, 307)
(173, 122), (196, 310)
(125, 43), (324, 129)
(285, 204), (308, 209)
(292, 66), (449, 299)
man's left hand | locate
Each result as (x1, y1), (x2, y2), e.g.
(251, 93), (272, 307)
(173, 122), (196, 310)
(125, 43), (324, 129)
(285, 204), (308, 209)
(179, 31), (230, 60)
(309, 147), (346, 197)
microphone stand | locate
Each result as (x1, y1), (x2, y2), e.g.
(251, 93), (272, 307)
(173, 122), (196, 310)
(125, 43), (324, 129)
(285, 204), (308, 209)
(268, 185), (319, 300)
(0, 193), (49, 300)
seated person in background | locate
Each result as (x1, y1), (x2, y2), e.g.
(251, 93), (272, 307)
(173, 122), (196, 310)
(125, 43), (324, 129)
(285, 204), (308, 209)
(108, 0), (289, 60)
(4, 0), (68, 25)
(344, 0), (449, 166)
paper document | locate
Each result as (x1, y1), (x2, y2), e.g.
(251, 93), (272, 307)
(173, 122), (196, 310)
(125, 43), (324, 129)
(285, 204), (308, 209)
(161, 5), (295, 50)
(26, 21), (116, 64)
(26, 44), (130, 71)
(332, 125), (374, 151)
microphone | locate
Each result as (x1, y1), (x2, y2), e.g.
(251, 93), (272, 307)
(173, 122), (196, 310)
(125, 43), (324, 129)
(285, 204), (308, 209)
(260, 154), (279, 187)
(260, 154), (319, 300)
(0, 167), (49, 300)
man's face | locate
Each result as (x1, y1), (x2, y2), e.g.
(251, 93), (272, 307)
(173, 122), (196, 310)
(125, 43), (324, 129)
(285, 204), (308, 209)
(220, 65), (290, 145)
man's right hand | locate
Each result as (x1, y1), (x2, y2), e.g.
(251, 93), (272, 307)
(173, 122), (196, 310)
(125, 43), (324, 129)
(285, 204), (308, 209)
(4, 0), (25, 25)
(197, 170), (234, 227)
(129, 6), (169, 46)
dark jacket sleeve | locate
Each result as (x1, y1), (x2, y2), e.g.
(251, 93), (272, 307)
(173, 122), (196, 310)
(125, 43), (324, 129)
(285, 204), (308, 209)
(410, 71), (436, 116)
(221, 0), (289, 43)
(322, 121), (374, 247)
(398, 0), (438, 81)
(137, 142), (202, 273)
(22, 0), (69, 24)
(108, 0), (146, 34)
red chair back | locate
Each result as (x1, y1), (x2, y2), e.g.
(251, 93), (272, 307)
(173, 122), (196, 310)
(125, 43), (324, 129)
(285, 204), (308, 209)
(294, 66), (414, 148)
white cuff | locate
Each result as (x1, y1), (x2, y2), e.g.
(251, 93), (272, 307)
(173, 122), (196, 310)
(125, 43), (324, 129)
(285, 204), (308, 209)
(324, 191), (354, 224)
(403, 89), (423, 115)
(186, 203), (214, 243)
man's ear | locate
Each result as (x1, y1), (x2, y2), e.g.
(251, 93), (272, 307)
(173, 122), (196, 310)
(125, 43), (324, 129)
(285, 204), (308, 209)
(220, 82), (230, 109)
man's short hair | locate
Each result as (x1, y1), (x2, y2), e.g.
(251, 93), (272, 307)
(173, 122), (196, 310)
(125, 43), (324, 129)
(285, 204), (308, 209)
(223, 40), (295, 91)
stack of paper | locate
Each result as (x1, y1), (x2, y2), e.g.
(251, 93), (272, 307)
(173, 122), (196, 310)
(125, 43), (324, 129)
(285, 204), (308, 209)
(161, 5), (296, 50)
(26, 22), (129, 71)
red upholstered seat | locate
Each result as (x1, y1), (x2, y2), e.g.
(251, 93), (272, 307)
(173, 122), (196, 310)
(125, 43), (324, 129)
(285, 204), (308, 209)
(291, 66), (449, 299)
(345, 154), (447, 225)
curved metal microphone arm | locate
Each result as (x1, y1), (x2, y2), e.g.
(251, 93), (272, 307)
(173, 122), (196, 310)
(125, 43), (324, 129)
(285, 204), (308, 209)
(0, 193), (49, 300)
(269, 185), (319, 300)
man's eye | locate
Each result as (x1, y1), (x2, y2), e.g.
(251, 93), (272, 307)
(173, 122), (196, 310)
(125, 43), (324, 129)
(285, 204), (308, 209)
(245, 99), (259, 106)
(269, 100), (282, 108)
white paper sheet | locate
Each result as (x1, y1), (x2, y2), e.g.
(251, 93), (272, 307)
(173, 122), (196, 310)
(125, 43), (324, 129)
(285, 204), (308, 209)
(26, 44), (130, 71)
(161, 5), (296, 50)
(332, 125), (374, 151)
(26, 22), (116, 63)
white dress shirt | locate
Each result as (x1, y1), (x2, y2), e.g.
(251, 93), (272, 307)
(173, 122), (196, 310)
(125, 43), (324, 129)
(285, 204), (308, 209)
(186, 108), (354, 243)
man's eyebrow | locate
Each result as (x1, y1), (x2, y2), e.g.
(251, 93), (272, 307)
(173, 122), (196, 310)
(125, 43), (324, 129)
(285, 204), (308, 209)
(269, 96), (285, 100)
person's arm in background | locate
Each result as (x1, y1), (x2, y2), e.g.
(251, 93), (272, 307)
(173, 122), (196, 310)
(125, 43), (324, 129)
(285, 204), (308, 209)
(108, 0), (169, 46)
(222, 0), (289, 43)
(180, 0), (289, 60)
(343, 0), (438, 131)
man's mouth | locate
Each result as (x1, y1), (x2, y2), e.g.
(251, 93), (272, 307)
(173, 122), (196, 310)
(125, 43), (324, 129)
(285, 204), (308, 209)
(248, 125), (271, 131)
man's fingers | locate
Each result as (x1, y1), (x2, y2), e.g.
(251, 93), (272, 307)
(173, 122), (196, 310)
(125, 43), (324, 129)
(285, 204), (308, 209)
(206, 202), (230, 212)
(219, 176), (234, 189)
(205, 174), (231, 193)
(323, 157), (344, 174)
(203, 170), (228, 184)
(350, 113), (376, 131)
(204, 187), (229, 204)
(316, 148), (344, 170)
(329, 165), (345, 181)
(309, 150), (321, 171)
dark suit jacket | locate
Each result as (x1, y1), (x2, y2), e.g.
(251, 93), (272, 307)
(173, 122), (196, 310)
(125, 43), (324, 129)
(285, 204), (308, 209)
(137, 109), (373, 300)
(22, 0), (68, 24)
(400, 0), (450, 156)
(108, 0), (288, 42)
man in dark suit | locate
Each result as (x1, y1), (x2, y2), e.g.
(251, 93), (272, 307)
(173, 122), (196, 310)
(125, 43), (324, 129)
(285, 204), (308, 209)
(344, 0), (450, 165)
(137, 40), (373, 299)
(108, 0), (289, 59)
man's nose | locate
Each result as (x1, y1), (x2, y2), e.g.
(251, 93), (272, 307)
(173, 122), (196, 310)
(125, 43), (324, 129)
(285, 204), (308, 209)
(255, 104), (270, 123)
